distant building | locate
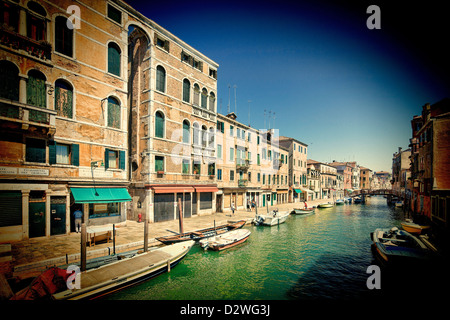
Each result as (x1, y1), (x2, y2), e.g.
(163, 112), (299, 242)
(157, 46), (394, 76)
(391, 147), (411, 199)
(307, 160), (337, 200)
(409, 98), (450, 231)
(373, 171), (392, 190)
(359, 167), (373, 190)
(328, 161), (353, 196)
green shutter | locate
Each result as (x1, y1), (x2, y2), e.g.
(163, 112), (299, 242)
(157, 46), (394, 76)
(104, 148), (109, 170)
(49, 141), (56, 164)
(108, 44), (121, 76)
(119, 150), (125, 170)
(71, 144), (79, 166)
(155, 156), (164, 172)
(155, 112), (164, 138)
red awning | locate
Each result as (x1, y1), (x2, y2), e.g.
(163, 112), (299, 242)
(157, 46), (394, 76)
(194, 186), (219, 193)
(150, 186), (195, 194)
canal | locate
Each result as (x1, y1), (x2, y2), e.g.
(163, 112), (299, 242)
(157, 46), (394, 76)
(106, 196), (444, 301)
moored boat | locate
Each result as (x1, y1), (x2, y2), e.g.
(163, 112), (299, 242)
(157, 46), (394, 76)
(401, 221), (430, 235)
(395, 201), (403, 208)
(199, 229), (251, 251)
(253, 210), (289, 226)
(156, 220), (246, 244)
(335, 199), (344, 205)
(353, 197), (362, 204)
(318, 203), (333, 208)
(370, 227), (431, 264)
(292, 207), (315, 215)
(53, 241), (195, 300)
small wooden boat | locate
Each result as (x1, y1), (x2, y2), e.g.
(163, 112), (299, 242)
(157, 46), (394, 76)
(253, 210), (289, 226)
(156, 220), (246, 244)
(395, 201), (403, 208)
(335, 199), (344, 205)
(370, 227), (431, 263)
(292, 208), (315, 216)
(199, 229), (251, 251)
(353, 197), (362, 204)
(53, 241), (195, 300)
(401, 221), (430, 235)
(318, 203), (333, 208)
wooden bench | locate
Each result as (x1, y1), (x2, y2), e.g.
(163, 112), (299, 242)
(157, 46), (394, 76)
(86, 225), (115, 247)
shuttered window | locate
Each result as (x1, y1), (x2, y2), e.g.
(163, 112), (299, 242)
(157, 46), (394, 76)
(107, 97), (120, 129)
(26, 138), (46, 163)
(155, 156), (164, 172)
(182, 79), (190, 103)
(49, 141), (79, 166)
(108, 43), (121, 76)
(201, 88), (208, 109)
(182, 120), (190, 143)
(182, 159), (189, 174)
(104, 149), (125, 170)
(156, 66), (165, 92)
(0, 191), (22, 227)
(0, 61), (19, 101)
(54, 79), (73, 118)
(27, 70), (46, 108)
(155, 111), (164, 138)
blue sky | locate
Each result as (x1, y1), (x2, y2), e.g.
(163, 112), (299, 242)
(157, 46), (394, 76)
(127, 0), (449, 172)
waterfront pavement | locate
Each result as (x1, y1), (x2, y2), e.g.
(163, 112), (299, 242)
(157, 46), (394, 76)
(8, 200), (326, 279)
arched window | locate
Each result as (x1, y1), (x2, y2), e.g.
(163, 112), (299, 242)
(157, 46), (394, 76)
(201, 125), (207, 147)
(55, 16), (73, 57)
(108, 42), (121, 76)
(27, 1), (46, 41)
(208, 127), (215, 147)
(155, 111), (164, 138)
(193, 123), (199, 145)
(182, 79), (190, 103)
(193, 84), (200, 106)
(27, 70), (46, 108)
(209, 92), (216, 112)
(0, 61), (19, 101)
(201, 88), (208, 109)
(182, 120), (190, 143)
(54, 79), (73, 118)
(156, 66), (166, 92)
(107, 97), (120, 128)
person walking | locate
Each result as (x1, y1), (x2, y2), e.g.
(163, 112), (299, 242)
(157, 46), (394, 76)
(231, 202), (235, 216)
(73, 207), (83, 233)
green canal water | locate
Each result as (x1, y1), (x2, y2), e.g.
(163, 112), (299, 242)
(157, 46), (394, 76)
(106, 197), (443, 301)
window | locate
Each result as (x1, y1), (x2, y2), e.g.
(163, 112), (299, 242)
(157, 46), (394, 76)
(55, 16), (73, 57)
(108, 43), (121, 76)
(0, 2), (19, 32)
(257, 173), (261, 182)
(104, 149), (125, 170)
(193, 123), (200, 145)
(155, 34), (169, 51)
(27, 2), (46, 41)
(229, 125), (234, 137)
(193, 84), (200, 105)
(182, 159), (189, 174)
(156, 66), (166, 92)
(155, 111), (164, 138)
(54, 80), (73, 118)
(230, 170), (234, 181)
(201, 125), (207, 147)
(201, 88), (208, 109)
(107, 97), (120, 129)
(209, 92), (215, 112)
(257, 154), (260, 165)
(263, 174), (265, 184)
(107, 4), (122, 24)
(155, 156), (164, 172)
(208, 163), (215, 176)
(209, 68), (217, 79)
(230, 148), (234, 162)
(193, 161), (201, 175)
(217, 144), (222, 159)
(237, 128), (240, 138)
(182, 79), (190, 103)
(89, 202), (120, 218)
(0, 61), (19, 101)
(49, 141), (79, 166)
(26, 138), (46, 163)
(27, 70), (46, 108)
(182, 120), (190, 143)
(217, 169), (222, 180)
(216, 121), (224, 133)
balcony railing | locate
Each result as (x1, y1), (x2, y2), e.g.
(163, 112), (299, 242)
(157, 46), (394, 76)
(236, 159), (250, 170)
(0, 98), (56, 134)
(0, 28), (52, 61)
(238, 179), (248, 188)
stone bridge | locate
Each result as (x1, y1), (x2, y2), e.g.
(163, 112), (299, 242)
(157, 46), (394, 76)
(349, 189), (402, 199)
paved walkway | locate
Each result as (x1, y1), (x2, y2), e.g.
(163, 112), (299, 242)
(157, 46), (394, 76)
(9, 200), (326, 278)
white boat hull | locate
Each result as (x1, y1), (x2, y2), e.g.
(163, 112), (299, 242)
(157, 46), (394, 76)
(254, 212), (289, 226)
(199, 229), (251, 251)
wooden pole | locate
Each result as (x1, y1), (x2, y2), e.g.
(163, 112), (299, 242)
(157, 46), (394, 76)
(144, 216), (148, 252)
(81, 223), (86, 272)
(112, 224), (116, 255)
(178, 198), (184, 234)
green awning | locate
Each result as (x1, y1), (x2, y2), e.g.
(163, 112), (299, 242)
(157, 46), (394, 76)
(294, 189), (302, 194)
(71, 187), (131, 203)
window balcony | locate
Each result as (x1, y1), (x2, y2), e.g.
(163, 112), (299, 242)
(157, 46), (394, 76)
(236, 159), (250, 171)
(192, 104), (216, 121)
(0, 28), (52, 61)
(238, 179), (248, 188)
(0, 98), (56, 135)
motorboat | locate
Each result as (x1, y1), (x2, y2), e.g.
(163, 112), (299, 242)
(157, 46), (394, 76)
(401, 221), (430, 235)
(318, 203), (333, 208)
(199, 229), (251, 251)
(370, 227), (431, 263)
(395, 201), (403, 208)
(292, 207), (315, 215)
(253, 210), (289, 226)
(335, 199), (345, 205)
(353, 197), (362, 204)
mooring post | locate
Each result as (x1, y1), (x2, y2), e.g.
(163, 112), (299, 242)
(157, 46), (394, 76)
(81, 223), (86, 272)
